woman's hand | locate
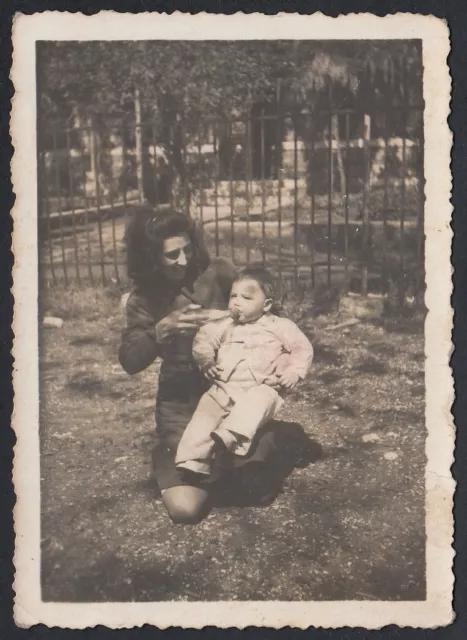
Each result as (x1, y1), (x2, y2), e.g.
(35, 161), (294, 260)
(155, 304), (230, 343)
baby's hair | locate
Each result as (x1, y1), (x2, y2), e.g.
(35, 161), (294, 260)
(234, 266), (283, 315)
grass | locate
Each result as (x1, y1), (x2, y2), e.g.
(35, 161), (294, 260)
(39, 284), (426, 602)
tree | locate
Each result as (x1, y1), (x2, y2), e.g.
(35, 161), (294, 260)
(37, 40), (422, 205)
(285, 41), (422, 194)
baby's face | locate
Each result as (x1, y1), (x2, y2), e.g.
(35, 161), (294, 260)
(229, 278), (270, 324)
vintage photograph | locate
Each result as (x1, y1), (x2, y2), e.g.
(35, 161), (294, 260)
(11, 12), (453, 629)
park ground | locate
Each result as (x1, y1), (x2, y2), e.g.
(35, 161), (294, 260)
(40, 286), (426, 602)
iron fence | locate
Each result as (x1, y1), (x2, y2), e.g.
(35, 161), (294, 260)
(38, 104), (424, 298)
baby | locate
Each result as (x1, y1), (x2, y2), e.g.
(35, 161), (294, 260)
(175, 267), (314, 476)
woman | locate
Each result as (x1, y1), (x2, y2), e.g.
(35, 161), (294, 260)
(119, 205), (283, 524)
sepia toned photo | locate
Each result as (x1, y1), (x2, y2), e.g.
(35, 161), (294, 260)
(11, 12), (453, 629)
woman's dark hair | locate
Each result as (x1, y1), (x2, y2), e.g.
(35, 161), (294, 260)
(125, 204), (210, 285)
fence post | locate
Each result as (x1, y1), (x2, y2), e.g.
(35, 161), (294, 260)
(182, 89), (191, 218)
(361, 113), (371, 295)
(134, 88), (145, 203)
(151, 121), (159, 207)
(416, 112), (425, 306)
(260, 110), (266, 266)
(40, 149), (57, 285)
(197, 124), (204, 225)
(80, 127), (94, 284)
(91, 124), (107, 284)
(293, 116), (299, 285)
(327, 111), (334, 288)
(276, 79), (283, 280)
(399, 115), (407, 306)
(107, 126), (120, 285)
(229, 121), (236, 263)
(382, 111), (390, 294)
(309, 125), (316, 289)
(65, 128), (81, 285)
(52, 128), (69, 287)
(213, 121), (219, 257)
(246, 111), (252, 266)
(88, 117), (97, 190)
(344, 113), (350, 293)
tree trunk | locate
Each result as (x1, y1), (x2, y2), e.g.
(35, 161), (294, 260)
(332, 114), (346, 195)
(87, 117), (97, 182)
(361, 113), (371, 295)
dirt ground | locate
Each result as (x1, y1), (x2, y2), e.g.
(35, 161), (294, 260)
(40, 290), (426, 602)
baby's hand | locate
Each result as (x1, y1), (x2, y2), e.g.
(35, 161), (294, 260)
(202, 363), (223, 381)
(263, 374), (282, 391)
(278, 370), (300, 390)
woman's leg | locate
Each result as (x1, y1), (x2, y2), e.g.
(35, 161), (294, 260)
(228, 422), (318, 505)
(219, 425), (282, 506)
(161, 485), (211, 525)
(153, 370), (215, 524)
(153, 434), (213, 524)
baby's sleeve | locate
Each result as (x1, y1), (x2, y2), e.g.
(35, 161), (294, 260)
(192, 318), (229, 369)
(280, 319), (314, 379)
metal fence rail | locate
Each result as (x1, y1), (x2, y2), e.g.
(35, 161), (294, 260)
(38, 103), (424, 297)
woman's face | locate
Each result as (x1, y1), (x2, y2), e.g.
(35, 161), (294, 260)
(160, 233), (194, 282)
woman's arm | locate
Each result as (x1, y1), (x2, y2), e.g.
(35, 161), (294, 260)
(118, 290), (162, 375)
(119, 286), (231, 375)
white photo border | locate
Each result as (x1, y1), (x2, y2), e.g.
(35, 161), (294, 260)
(11, 11), (454, 629)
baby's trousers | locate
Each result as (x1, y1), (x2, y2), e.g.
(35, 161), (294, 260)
(175, 384), (281, 475)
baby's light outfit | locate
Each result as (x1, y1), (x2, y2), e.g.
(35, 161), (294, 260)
(175, 313), (313, 475)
